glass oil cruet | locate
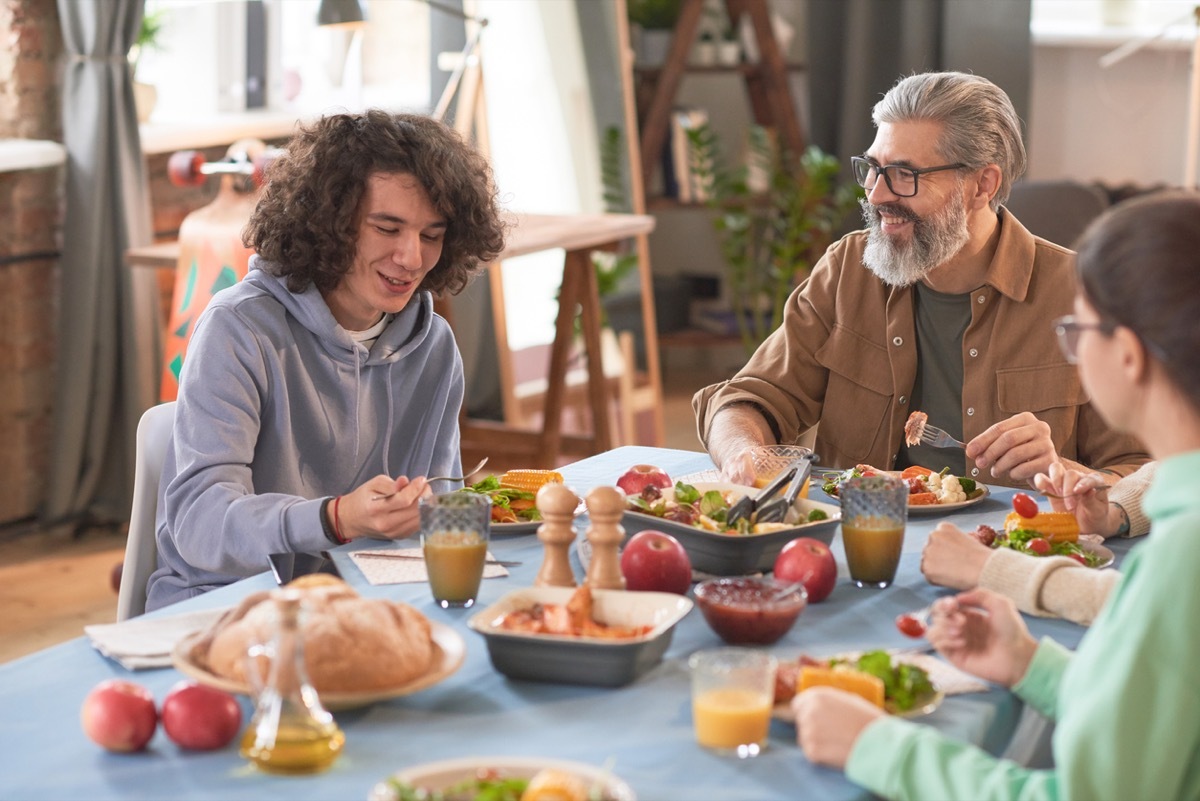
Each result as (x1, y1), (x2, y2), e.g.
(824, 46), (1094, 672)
(240, 590), (345, 774)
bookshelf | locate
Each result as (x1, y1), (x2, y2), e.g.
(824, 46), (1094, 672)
(634, 0), (806, 199)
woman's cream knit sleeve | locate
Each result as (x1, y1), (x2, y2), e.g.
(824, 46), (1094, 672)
(979, 547), (1122, 626)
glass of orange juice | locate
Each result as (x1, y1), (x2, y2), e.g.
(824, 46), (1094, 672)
(420, 493), (492, 609)
(839, 475), (908, 588)
(749, 445), (813, 497)
(688, 648), (777, 758)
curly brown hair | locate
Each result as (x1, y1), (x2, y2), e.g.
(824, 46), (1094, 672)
(243, 110), (506, 296)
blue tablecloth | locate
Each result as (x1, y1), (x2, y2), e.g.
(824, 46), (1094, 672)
(0, 446), (1132, 801)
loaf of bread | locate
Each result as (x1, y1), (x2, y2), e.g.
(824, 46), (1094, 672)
(203, 576), (435, 694)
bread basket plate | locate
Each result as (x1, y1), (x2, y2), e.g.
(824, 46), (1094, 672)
(171, 621), (465, 711)
(367, 756), (637, 801)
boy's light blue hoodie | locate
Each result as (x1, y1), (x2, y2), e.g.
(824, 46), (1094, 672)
(146, 258), (463, 611)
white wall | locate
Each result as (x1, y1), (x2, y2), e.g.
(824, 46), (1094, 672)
(1027, 35), (1194, 186)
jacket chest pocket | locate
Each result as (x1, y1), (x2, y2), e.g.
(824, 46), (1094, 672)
(815, 326), (894, 463)
(995, 364), (1087, 443)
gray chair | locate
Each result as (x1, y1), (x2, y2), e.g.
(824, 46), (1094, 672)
(116, 401), (175, 621)
(1004, 180), (1110, 250)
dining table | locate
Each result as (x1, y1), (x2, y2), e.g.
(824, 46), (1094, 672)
(0, 445), (1134, 801)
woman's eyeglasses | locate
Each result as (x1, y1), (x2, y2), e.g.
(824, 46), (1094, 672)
(1053, 315), (1116, 363)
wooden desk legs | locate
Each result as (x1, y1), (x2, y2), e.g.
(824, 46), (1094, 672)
(539, 247), (613, 465)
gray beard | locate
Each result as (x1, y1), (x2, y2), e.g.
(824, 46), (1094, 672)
(860, 195), (970, 287)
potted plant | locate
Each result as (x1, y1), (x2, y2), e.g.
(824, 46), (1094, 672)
(686, 123), (863, 354)
(627, 0), (682, 66)
(130, 9), (166, 122)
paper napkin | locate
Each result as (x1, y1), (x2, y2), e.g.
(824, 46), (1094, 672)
(349, 547), (510, 586)
(84, 607), (229, 671)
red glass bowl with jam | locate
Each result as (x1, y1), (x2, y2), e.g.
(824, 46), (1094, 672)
(693, 577), (807, 645)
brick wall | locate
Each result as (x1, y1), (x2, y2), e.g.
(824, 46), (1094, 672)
(0, 0), (62, 524)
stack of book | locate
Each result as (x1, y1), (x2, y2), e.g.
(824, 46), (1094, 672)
(660, 106), (710, 203)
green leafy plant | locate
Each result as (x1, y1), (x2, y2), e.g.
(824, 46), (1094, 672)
(687, 123), (862, 354)
(627, 0), (682, 29)
(129, 9), (166, 78)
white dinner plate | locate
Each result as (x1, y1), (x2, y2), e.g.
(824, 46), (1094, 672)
(906, 485), (990, 515)
(819, 472), (990, 514)
(773, 687), (944, 722)
(368, 756), (637, 801)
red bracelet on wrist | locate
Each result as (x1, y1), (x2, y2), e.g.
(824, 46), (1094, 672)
(332, 495), (349, 544)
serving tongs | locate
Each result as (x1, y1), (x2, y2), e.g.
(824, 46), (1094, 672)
(726, 464), (798, 528)
(756, 454), (815, 525)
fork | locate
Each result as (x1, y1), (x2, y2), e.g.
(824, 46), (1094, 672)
(370, 457), (489, 501)
(755, 456), (814, 525)
(919, 422), (965, 450)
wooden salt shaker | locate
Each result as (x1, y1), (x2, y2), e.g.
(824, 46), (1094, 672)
(584, 486), (626, 590)
(534, 482), (580, 588)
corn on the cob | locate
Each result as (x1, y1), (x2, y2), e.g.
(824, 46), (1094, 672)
(1004, 511), (1080, 543)
(498, 469), (563, 493)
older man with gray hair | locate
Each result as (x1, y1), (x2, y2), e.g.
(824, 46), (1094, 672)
(694, 71), (1149, 489)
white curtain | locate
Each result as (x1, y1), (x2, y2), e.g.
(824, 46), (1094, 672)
(46, 0), (159, 527)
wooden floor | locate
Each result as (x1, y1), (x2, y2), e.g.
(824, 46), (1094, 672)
(0, 351), (738, 666)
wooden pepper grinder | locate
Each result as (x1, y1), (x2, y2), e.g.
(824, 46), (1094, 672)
(584, 486), (626, 590)
(534, 482), (580, 588)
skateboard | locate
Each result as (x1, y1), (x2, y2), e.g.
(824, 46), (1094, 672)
(159, 139), (279, 401)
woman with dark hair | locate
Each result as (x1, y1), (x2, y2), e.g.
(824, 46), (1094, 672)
(146, 111), (505, 611)
(793, 191), (1200, 799)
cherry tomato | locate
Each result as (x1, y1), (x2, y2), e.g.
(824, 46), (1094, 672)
(895, 613), (926, 638)
(1027, 537), (1051, 555)
(1012, 492), (1039, 519)
(1068, 553), (1089, 566)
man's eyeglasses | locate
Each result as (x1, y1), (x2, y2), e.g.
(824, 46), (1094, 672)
(1053, 315), (1116, 364)
(850, 156), (967, 198)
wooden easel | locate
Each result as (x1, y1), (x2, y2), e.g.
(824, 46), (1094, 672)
(434, 3), (665, 461)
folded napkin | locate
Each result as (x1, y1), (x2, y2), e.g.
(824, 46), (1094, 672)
(85, 607), (230, 671)
(349, 547), (509, 586)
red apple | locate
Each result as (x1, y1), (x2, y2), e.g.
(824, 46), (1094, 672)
(773, 537), (837, 603)
(160, 681), (243, 751)
(616, 464), (673, 496)
(80, 679), (158, 752)
(620, 530), (692, 595)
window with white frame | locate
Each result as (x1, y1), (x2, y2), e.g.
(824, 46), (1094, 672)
(136, 0), (432, 122)
(1032, 0), (1199, 31)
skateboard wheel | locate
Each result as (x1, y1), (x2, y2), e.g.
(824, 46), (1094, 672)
(167, 150), (207, 187)
(250, 151), (278, 187)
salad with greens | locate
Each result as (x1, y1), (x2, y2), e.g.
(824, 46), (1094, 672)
(458, 476), (540, 524)
(626, 481), (827, 536)
(829, 650), (938, 714)
(993, 526), (1108, 568)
